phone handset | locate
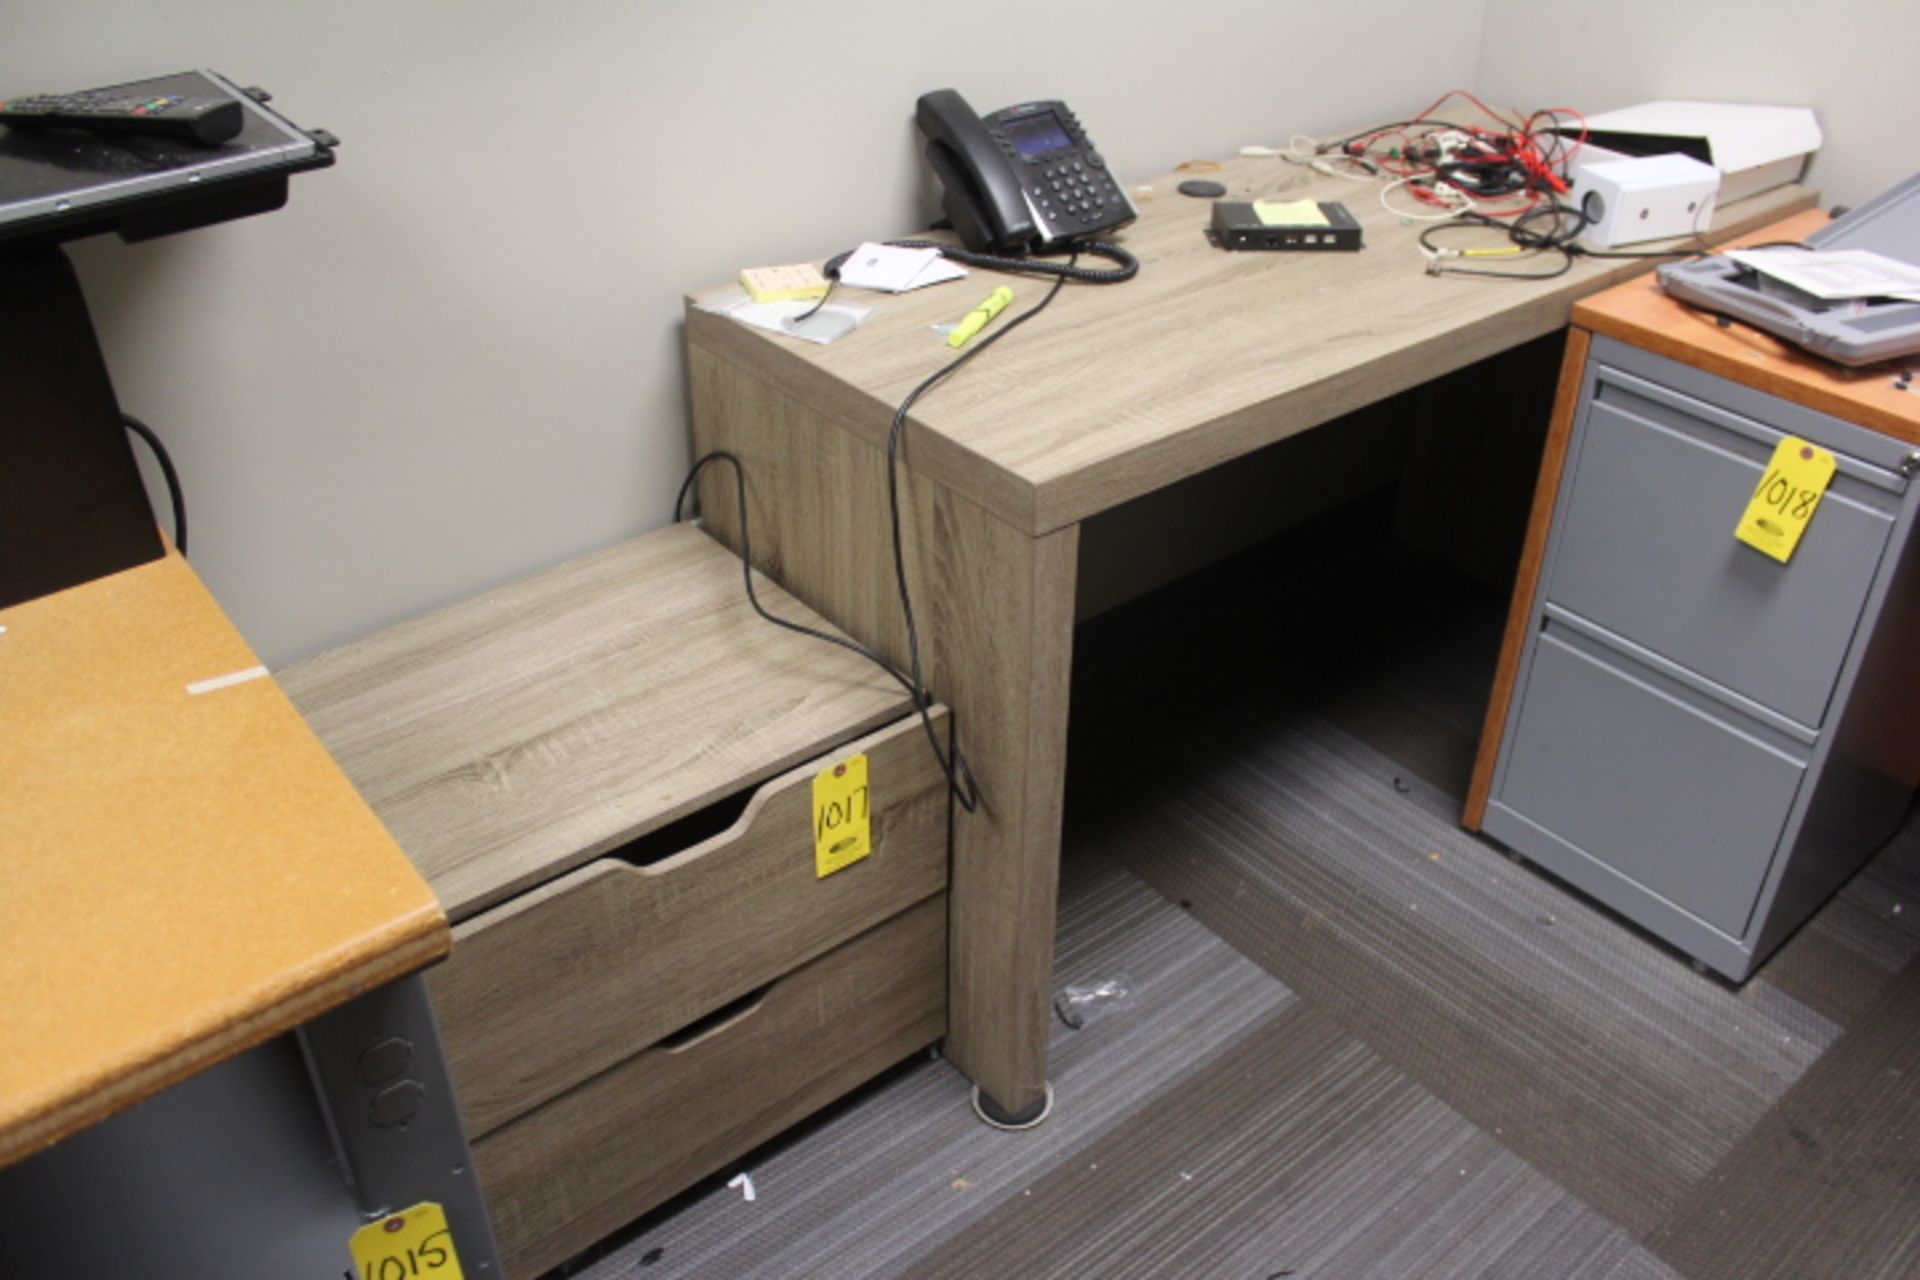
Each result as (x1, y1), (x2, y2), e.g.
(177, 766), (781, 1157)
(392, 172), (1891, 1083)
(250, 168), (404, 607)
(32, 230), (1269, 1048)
(916, 89), (1037, 254)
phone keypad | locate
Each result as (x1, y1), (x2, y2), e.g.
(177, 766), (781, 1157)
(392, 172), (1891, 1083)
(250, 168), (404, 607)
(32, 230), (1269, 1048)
(1028, 157), (1125, 228)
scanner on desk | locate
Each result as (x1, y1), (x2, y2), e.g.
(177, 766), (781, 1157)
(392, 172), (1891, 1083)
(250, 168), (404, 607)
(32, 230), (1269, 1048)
(916, 89), (1135, 255)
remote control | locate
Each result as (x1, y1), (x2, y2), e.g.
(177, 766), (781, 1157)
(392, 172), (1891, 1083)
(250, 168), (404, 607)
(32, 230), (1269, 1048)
(0, 89), (244, 146)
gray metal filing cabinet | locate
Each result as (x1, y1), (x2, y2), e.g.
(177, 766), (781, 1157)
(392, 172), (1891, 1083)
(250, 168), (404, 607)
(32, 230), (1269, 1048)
(1479, 334), (1920, 980)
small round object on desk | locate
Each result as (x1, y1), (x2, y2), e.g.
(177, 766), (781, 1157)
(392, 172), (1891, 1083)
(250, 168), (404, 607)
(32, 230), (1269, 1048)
(1178, 179), (1227, 199)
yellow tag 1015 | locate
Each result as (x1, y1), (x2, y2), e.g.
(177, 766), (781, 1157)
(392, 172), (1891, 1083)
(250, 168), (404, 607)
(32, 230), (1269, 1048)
(813, 753), (872, 878)
(349, 1202), (465, 1280)
(1735, 436), (1836, 564)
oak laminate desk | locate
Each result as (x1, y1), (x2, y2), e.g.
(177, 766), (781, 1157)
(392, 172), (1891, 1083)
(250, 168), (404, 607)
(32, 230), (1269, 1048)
(0, 549), (495, 1275)
(685, 157), (1815, 1122)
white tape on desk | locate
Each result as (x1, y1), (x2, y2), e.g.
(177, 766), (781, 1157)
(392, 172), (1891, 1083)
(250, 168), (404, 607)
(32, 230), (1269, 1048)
(185, 665), (268, 696)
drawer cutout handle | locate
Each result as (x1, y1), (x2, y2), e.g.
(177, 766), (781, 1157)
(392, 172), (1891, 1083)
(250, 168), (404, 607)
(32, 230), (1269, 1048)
(656, 982), (775, 1053)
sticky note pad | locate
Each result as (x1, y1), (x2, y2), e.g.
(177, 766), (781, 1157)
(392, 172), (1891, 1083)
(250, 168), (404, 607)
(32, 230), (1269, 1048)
(740, 263), (830, 303)
(1253, 199), (1330, 227)
(1735, 436), (1836, 563)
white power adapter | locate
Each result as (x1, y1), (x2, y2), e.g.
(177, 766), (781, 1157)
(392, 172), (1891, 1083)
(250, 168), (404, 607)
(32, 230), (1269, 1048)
(1569, 153), (1721, 249)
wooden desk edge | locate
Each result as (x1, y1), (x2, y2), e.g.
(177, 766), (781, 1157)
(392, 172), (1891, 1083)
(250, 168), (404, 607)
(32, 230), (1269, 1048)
(0, 908), (449, 1170)
(683, 303), (1046, 535)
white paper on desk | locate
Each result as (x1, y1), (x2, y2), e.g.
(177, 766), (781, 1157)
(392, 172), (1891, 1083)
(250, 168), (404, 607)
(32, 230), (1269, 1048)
(834, 242), (968, 292)
(1726, 247), (1920, 301)
(695, 286), (871, 344)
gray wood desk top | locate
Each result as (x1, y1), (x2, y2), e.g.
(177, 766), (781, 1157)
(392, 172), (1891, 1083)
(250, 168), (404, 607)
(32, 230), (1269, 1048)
(687, 158), (1813, 538)
(279, 526), (914, 922)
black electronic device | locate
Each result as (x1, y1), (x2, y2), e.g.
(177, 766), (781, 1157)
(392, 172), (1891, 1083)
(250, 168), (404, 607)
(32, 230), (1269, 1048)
(0, 69), (334, 609)
(0, 88), (243, 146)
(0, 69), (331, 249)
(1207, 200), (1363, 252)
(915, 89), (1135, 255)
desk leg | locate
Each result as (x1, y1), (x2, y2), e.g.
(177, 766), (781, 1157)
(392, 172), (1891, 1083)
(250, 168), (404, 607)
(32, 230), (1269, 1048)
(689, 342), (1075, 1121)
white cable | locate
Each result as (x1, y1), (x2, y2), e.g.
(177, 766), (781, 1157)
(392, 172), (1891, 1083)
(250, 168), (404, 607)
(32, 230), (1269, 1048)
(1379, 176), (1472, 223)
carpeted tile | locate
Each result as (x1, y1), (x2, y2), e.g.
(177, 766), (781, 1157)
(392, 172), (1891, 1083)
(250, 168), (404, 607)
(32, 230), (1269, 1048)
(1082, 694), (1839, 1237)
(562, 852), (1295, 1278)
(907, 1003), (1678, 1280)
(1647, 955), (1920, 1280)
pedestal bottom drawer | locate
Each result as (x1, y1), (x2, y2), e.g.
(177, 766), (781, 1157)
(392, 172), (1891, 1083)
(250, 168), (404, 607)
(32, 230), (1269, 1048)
(472, 892), (947, 1279)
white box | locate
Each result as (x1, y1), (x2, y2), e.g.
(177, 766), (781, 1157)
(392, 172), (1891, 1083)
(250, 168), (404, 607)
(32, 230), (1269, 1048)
(1570, 153), (1722, 249)
(1558, 101), (1821, 204)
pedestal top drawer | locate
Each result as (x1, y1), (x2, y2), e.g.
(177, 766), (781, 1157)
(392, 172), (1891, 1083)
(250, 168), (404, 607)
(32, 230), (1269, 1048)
(431, 709), (949, 1138)
(278, 526), (916, 922)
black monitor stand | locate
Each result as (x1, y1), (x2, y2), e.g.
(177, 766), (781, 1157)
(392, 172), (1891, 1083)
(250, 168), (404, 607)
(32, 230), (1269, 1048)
(0, 246), (165, 609)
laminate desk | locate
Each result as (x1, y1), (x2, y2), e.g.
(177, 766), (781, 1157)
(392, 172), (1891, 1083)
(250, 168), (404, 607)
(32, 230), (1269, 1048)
(0, 548), (495, 1275)
(685, 156), (1815, 1122)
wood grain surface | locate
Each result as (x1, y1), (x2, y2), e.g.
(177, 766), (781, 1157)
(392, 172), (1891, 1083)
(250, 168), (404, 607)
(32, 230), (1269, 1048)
(688, 350), (1076, 1117)
(0, 550), (448, 1169)
(279, 525), (915, 921)
(434, 711), (949, 1138)
(1573, 208), (1920, 447)
(686, 168), (1813, 538)
(475, 894), (947, 1279)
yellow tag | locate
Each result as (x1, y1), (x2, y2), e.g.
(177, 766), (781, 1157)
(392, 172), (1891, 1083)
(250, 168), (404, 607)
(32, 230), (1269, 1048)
(349, 1202), (465, 1280)
(813, 753), (871, 877)
(1253, 199), (1329, 227)
(1735, 437), (1837, 563)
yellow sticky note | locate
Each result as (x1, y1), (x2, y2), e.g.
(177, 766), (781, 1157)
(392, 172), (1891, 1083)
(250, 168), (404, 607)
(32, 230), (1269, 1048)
(349, 1202), (465, 1280)
(1735, 437), (1836, 563)
(740, 263), (830, 303)
(1253, 199), (1329, 227)
(813, 753), (872, 877)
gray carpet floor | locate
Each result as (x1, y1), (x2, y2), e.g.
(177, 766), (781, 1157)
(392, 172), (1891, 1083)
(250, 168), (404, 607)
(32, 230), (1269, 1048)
(556, 513), (1920, 1279)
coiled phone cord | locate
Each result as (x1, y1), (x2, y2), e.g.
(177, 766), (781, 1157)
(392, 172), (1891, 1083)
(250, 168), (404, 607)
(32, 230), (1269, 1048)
(821, 237), (1139, 285)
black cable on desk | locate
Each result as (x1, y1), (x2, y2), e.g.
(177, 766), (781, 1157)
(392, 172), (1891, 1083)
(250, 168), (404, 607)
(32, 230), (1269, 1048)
(121, 412), (187, 555)
(792, 239), (1135, 326)
(1421, 201), (1715, 281)
(881, 252), (1077, 705)
(685, 240), (1117, 813)
(674, 450), (980, 814)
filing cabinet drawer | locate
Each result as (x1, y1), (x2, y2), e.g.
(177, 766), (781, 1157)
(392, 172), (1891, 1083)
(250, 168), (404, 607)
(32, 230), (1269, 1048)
(474, 893), (948, 1280)
(1493, 623), (1807, 938)
(1547, 358), (1902, 728)
(430, 710), (949, 1138)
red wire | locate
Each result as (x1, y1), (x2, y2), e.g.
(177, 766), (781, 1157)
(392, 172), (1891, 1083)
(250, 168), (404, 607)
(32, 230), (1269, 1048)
(1347, 92), (1588, 212)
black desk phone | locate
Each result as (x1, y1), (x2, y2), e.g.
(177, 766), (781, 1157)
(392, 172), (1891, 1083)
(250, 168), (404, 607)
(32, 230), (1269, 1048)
(916, 89), (1136, 256)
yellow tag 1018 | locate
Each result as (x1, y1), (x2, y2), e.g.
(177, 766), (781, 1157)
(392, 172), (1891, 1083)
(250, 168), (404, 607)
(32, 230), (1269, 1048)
(349, 1202), (465, 1280)
(813, 753), (871, 878)
(1735, 437), (1836, 563)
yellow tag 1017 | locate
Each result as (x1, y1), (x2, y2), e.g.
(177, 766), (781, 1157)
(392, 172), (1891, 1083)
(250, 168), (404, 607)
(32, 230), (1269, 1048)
(813, 753), (871, 878)
(349, 1202), (465, 1280)
(1735, 437), (1836, 563)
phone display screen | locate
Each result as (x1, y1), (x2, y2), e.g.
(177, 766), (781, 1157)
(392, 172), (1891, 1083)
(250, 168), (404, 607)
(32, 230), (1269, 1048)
(1003, 112), (1073, 159)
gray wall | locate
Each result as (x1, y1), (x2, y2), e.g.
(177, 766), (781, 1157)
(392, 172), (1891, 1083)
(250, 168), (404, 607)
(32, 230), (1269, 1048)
(7, 3), (1906, 665)
(1475, 0), (1917, 211)
(3, 1), (1481, 666)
